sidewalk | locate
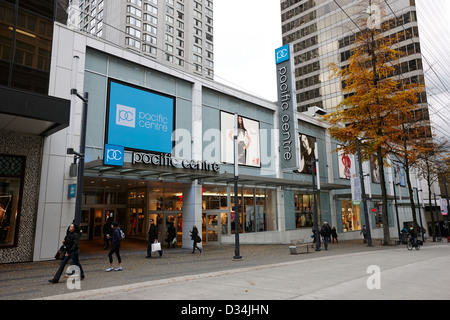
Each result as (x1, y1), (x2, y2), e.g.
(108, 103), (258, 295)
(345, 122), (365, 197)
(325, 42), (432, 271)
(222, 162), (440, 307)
(0, 239), (443, 300)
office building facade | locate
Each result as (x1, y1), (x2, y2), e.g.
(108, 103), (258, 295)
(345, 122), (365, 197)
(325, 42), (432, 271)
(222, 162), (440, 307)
(67, 0), (214, 80)
(0, 0), (70, 263)
(280, 0), (441, 238)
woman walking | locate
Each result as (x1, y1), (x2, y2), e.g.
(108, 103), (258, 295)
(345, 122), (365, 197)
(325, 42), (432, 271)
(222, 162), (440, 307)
(49, 223), (85, 283)
(106, 222), (123, 271)
(190, 225), (203, 254)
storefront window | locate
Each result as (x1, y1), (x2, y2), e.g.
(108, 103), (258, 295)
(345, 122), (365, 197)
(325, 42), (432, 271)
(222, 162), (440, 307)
(374, 201), (383, 228)
(149, 187), (182, 211)
(294, 193), (315, 228)
(202, 186), (227, 210)
(0, 155), (25, 247)
(229, 187), (277, 234)
(341, 200), (361, 232)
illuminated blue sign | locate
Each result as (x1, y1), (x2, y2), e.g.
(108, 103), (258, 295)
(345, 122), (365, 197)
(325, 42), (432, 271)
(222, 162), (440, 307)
(275, 44), (290, 64)
(107, 80), (175, 154)
(68, 184), (76, 198)
(104, 144), (124, 166)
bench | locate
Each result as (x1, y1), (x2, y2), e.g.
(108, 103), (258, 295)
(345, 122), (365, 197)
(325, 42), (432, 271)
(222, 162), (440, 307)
(289, 239), (311, 254)
(376, 238), (401, 246)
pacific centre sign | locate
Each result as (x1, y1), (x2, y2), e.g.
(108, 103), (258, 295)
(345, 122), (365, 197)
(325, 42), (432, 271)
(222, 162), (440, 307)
(275, 44), (299, 170)
(132, 152), (220, 172)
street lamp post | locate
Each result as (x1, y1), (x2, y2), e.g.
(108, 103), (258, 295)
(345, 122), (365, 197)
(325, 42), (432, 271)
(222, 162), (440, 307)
(311, 154), (321, 251)
(69, 89), (88, 226)
(356, 138), (372, 247)
(232, 113), (242, 261)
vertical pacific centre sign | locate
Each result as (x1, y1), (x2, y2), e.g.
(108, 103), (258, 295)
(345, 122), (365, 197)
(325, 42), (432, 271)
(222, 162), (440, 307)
(275, 44), (299, 170)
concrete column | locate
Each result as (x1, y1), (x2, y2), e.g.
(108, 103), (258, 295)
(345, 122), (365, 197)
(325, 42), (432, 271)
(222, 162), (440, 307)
(182, 181), (203, 249)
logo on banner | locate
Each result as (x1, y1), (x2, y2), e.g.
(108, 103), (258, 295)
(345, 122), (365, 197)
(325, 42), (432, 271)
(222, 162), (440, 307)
(275, 44), (290, 64)
(116, 104), (136, 128)
(104, 144), (124, 166)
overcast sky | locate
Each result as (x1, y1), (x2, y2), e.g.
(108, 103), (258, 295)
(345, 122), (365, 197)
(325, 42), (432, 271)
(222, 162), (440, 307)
(214, 0), (282, 102)
(213, 0), (450, 137)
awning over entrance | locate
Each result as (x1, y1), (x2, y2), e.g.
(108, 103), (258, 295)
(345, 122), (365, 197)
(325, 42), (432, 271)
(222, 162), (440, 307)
(84, 159), (351, 191)
(0, 86), (71, 136)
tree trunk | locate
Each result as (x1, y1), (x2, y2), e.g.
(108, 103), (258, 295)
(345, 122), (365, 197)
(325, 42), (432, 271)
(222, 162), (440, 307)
(377, 149), (390, 245)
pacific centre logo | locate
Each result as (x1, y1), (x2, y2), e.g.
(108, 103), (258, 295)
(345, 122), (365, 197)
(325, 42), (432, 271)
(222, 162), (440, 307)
(115, 104), (169, 132)
(275, 44), (290, 65)
(116, 104), (136, 128)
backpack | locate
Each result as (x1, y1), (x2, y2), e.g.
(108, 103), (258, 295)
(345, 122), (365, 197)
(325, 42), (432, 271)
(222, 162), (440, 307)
(119, 229), (125, 240)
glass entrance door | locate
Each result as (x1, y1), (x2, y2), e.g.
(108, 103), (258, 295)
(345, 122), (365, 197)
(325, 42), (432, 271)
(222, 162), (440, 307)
(205, 212), (220, 243)
(164, 213), (182, 247)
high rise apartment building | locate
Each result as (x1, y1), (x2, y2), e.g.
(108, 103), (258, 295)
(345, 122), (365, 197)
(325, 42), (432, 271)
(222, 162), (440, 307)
(68, 0), (214, 79)
(280, 0), (431, 138)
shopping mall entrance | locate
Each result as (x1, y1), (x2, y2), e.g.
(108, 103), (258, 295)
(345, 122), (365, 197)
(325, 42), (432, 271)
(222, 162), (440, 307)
(80, 206), (127, 241)
(80, 180), (202, 249)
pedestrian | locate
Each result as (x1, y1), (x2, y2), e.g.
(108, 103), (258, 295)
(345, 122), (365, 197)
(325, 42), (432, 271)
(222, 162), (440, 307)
(320, 222), (331, 250)
(361, 225), (367, 244)
(146, 218), (162, 258)
(166, 222), (176, 248)
(331, 226), (338, 244)
(190, 225), (203, 254)
(106, 222), (122, 271)
(49, 223), (85, 283)
(103, 217), (113, 250)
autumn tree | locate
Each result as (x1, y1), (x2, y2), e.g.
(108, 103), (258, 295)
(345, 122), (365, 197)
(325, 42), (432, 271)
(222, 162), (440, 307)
(386, 113), (433, 233)
(414, 138), (450, 240)
(323, 9), (424, 245)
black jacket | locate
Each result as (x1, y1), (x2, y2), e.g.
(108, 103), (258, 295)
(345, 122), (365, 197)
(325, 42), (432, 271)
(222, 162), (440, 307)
(111, 228), (121, 246)
(190, 228), (201, 242)
(64, 231), (80, 254)
(320, 224), (331, 237)
(148, 224), (158, 242)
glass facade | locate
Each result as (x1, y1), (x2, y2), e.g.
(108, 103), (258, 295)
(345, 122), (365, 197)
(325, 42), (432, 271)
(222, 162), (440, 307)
(281, 0), (429, 123)
(80, 182), (278, 244)
(0, 0), (68, 93)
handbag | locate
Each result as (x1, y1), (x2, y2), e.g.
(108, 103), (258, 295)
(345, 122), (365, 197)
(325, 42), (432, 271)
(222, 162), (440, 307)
(151, 241), (161, 252)
(55, 249), (65, 260)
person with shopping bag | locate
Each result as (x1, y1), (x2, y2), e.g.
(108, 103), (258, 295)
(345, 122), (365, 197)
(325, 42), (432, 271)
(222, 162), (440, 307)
(146, 218), (162, 258)
(190, 225), (203, 254)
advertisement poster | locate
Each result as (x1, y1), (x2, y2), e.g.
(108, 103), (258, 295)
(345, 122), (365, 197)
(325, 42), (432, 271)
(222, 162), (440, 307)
(220, 111), (261, 167)
(298, 134), (316, 174)
(338, 146), (352, 180)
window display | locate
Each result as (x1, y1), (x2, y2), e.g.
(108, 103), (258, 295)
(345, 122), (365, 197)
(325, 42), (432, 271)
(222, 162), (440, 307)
(341, 200), (362, 232)
(0, 155), (24, 247)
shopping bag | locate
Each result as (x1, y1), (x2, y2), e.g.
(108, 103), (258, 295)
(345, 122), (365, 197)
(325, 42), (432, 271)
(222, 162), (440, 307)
(151, 241), (161, 252)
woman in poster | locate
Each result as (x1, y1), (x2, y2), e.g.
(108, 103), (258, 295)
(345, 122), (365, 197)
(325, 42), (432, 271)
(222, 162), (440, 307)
(228, 116), (252, 165)
(299, 134), (314, 173)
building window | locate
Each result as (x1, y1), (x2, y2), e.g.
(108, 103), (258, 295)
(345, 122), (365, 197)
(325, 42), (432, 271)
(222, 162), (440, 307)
(0, 155), (25, 247)
(294, 193), (316, 228)
(230, 187), (277, 234)
(341, 200), (362, 232)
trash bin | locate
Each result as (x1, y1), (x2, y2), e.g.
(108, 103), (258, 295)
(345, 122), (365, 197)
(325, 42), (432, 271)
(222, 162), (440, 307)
(399, 233), (408, 244)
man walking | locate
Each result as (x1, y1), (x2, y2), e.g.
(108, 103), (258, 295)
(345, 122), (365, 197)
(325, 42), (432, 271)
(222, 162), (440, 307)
(146, 218), (162, 258)
(320, 222), (332, 251)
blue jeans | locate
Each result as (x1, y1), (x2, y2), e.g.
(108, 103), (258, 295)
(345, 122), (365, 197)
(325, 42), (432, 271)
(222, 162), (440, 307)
(52, 251), (84, 281)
